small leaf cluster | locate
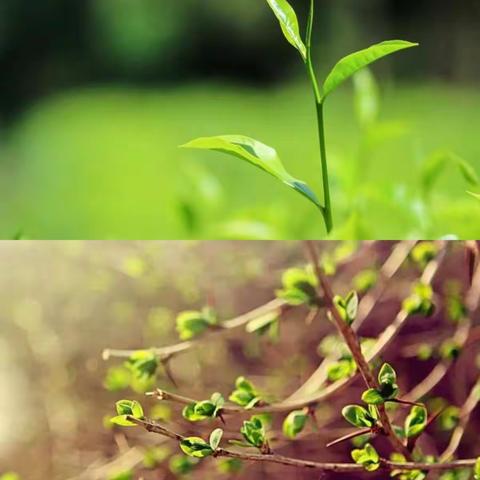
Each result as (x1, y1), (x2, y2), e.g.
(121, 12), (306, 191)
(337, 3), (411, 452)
(402, 282), (435, 317)
(411, 242), (438, 268)
(333, 290), (359, 325)
(403, 405), (428, 439)
(362, 363), (399, 405)
(275, 266), (320, 307)
(229, 376), (261, 409)
(240, 416), (268, 451)
(183, 393), (225, 422)
(351, 443), (380, 471)
(111, 399), (144, 427)
(176, 307), (218, 341)
(282, 408), (309, 439)
(180, 428), (224, 459)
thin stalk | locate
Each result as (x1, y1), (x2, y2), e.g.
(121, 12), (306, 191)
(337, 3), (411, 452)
(305, 0), (333, 233)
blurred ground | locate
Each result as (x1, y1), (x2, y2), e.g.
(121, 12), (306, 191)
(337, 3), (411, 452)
(1, 241), (479, 479)
(1, 82), (480, 239)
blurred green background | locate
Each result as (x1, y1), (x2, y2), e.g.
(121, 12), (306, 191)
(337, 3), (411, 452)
(1, 0), (479, 239)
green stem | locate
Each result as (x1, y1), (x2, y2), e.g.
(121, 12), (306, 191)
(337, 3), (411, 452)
(305, 0), (333, 234)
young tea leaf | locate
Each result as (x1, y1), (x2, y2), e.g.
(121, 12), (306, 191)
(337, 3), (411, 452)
(181, 136), (323, 212)
(265, 0), (307, 60)
(351, 443), (380, 472)
(322, 40), (418, 99)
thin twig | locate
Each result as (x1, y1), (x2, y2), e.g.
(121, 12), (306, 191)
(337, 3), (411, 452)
(128, 416), (477, 473)
(286, 241), (416, 403)
(305, 241), (411, 458)
(103, 298), (288, 360)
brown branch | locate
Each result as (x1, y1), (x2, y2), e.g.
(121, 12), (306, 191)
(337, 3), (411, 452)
(286, 241), (416, 403)
(305, 241), (411, 459)
(128, 416), (477, 473)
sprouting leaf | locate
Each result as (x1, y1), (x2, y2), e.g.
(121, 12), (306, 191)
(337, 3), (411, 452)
(438, 405), (460, 431)
(111, 399), (144, 427)
(182, 393), (225, 422)
(241, 416), (267, 449)
(378, 363), (396, 385)
(404, 405), (427, 438)
(402, 282), (435, 317)
(351, 443), (380, 472)
(342, 405), (376, 428)
(265, 0), (307, 60)
(229, 376), (261, 409)
(176, 309), (217, 341)
(322, 40), (418, 99)
(439, 340), (461, 360)
(126, 350), (159, 380)
(209, 428), (224, 450)
(180, 437), (214, 458)
(362, 388), (385, 405)
(276, 266), (319, 306)
(411, 242), (438, 268)
(353, 269), (378, 294)
(181, 136), (322, 212)
(333, 291), (358, 325)
(282, 409), (308, 439)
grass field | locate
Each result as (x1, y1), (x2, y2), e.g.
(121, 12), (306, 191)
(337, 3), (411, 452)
(2, 81), (479, 239)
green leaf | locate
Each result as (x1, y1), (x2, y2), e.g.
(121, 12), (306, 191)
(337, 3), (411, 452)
(404, 405), (427, 438)
(209, 428), (224, 450)
(323, 40), (418, 99)
(265, 0), (306, 60)
(180, 437), (214, 458)
(229, 376), (262, 409)
(351, 443), (380, 472)
(438, 405), (460, 431)
(327, 357), (357, 381)
(342, 405), (375, 428)
(176, 310), (215, 340)
(282, 410), (308, 439)
(241, 416), (267, 449)
(378, 363), (397, 386)
(361, 388), (385, 405)
(115, 399), (144, 419)
(345, 291), (359, 322)
(110, 415), (137, 427)
(181, 136), (322, 212)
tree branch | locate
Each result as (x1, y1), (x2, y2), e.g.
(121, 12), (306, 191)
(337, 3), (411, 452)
(305, 240), (412, 458)
(128, 416), (477, 474)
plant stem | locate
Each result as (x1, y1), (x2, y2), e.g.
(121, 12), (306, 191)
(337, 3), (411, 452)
(305, 0), (333, 234)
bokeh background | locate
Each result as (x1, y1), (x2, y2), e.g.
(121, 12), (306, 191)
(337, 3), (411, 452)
(0, 0), (480, 238)
(1, 240), (480, 479)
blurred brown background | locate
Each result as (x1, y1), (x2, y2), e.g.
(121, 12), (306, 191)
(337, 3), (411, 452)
(0, 241), (479, 479)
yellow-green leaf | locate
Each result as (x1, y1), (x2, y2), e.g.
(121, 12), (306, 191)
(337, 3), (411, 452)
(181, 135), (322, 211)
(265, 0), (306, 60)
(323, 40), (418, 99)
